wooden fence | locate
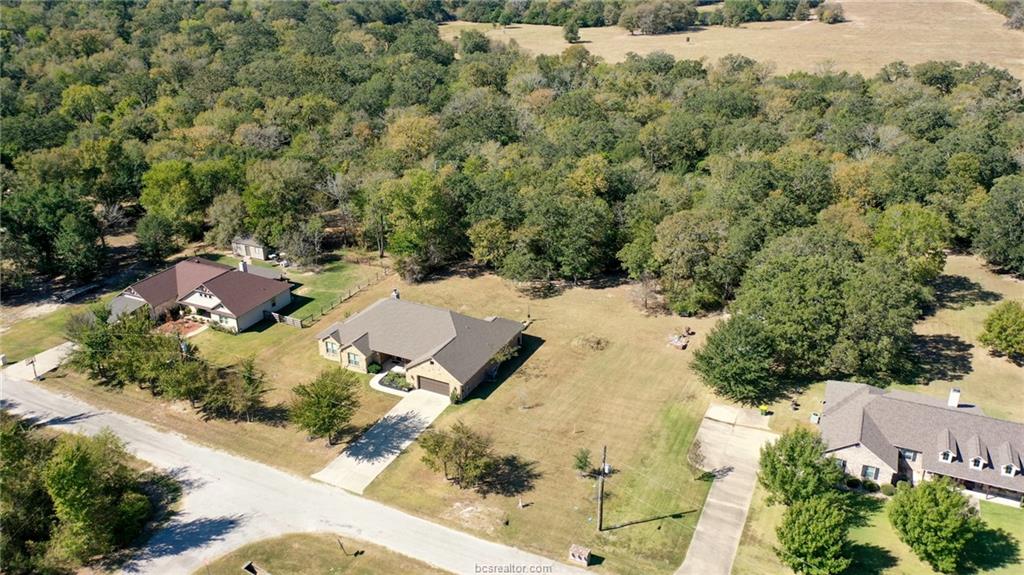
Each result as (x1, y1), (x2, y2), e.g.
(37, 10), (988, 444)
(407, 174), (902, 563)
(265, 311), (303, 328)
(296, 268), (392, 328)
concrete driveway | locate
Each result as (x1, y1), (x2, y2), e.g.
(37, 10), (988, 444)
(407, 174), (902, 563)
(676, 404), (778, 575)
(312, 389), (450, 494)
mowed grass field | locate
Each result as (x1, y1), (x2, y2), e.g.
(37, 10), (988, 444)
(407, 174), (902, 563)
(363, 274), (719, 575)
(735, 254), (1024, 575)
(196, 533), (448, 575)
(440, 0), (1024, 78)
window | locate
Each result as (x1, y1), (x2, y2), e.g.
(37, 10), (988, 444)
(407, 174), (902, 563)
(940, 450), (953, 462)
(1003, 465), (1016, 477)
(861, 465), (880, 481)
(971, 457), (984, 470)
(346, 352), (359, 366)
(898, 448), (919, 462)
(325, 341), (339, 355)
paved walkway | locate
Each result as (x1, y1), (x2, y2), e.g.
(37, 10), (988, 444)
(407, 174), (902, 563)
(312, 389), (450, 494)
(2, 341), (75, 380)
(676, 405), (778, 575)
(1, 370), (587, 575)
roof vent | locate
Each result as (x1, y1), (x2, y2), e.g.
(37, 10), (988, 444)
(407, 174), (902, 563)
(947, 387), (961, 408)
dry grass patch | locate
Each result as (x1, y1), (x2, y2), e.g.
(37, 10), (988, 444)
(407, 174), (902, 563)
(360, 273), (718, 574)
(196, 532), (449, 575)
(440, 0), (1024, 78)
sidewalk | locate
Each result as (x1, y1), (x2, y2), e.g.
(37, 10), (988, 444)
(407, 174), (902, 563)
(2, 341), (75, 381)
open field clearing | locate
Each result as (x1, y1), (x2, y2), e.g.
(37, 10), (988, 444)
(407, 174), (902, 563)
(196, 533), (449, 575)
(440, 0), (1024, 78)
(736, 254), (1024, 574)
(364, 274), (720, 574)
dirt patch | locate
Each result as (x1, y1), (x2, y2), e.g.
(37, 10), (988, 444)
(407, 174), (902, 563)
(441, 501), (506, 535)
(0, 302), (65, 329)
(571, 334), (609, 351)
(155, 319), (206, 337)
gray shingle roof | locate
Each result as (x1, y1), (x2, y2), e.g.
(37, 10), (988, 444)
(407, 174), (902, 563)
(820, 381), (1024, 492)
(317, 298), (523, 385)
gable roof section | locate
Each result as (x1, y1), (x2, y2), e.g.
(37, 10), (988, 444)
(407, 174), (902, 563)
(317, 298), (523, 385)
(127, 258), (230, 307)
(821, 381), (1024, 492)
(193, 270), (291, 318)
(120, 258), (290, 318)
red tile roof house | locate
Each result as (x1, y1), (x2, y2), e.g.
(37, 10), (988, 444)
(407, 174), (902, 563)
(819, 381), (1024, 503)
(109, 258), (292, 333)
(316, 298), (524, 401)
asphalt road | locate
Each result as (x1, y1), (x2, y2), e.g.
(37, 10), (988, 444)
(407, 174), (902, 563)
(2, 374), (588, 574)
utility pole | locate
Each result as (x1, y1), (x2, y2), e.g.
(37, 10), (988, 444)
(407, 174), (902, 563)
(597, 445), (608, 532)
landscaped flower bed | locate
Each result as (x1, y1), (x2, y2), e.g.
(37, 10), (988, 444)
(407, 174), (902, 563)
(380, 371), (413, 392)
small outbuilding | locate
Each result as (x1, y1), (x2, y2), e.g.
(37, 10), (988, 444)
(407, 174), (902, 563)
(568, 544), (592, 566)
(232, 236), (271, 261)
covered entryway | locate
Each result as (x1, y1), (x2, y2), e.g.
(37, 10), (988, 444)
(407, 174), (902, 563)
(417, 376), (449, 396)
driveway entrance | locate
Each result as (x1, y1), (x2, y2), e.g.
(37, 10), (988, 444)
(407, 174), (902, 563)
(311, 390), (450, 494)
(676, 405), (778, 575)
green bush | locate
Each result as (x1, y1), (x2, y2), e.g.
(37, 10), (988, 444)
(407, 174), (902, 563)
(864, 480), (880, 493)
(880, 483), (896, 496)
(367, 362), (382, 374)
(845, 477), (861, 489)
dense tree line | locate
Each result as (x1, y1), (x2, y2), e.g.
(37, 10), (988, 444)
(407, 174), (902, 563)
(66, 308), (270, 421)
(979, 0), (1024, 29)
(1, 412), (154, 575)
(2, 2), (1022, 391)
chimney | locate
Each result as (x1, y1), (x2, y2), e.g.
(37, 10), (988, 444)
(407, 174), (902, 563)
(238, 260), (248, 273)
(947, 387), (961, 408)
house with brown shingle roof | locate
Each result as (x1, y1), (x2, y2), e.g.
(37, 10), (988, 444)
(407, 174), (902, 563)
(316, 297), (524, 401)
(110, 258), (292, 333)
(819, 381), (1024, 502)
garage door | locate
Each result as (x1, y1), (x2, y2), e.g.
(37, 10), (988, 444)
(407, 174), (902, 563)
(418, 376), (449, 395)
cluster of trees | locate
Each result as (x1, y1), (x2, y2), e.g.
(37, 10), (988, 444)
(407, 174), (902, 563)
(757, 429), (851, 574)
(1, 413), (154, 575)
(2, 5), (1021, 374)
(619, 0), (697, 34)
(758, 429), (992, 575)
(979, 0), (1024, 29)
(457, 0), (624, 27)
(67, 309), (269, 420)
(701, 0), (820, 27)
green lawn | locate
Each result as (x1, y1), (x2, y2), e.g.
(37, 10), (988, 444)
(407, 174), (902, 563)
(196, 532), (449, 575)
(736, 485), (1023, 575)
(0, 291), (118, 363)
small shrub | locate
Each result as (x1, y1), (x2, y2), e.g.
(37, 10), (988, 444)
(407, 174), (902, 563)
(880, 483), (896, 496)
(817, 2), (844, 23)
(864, 480), (880, 493)
(367, 362), (382, 374)
(845, 477), (862, 489)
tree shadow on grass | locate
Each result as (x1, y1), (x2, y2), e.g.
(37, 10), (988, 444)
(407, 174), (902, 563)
(910, 334), (974, 383)
(929, 274), (1001, 312)
(844, 542), (897, 574)
(961, 525), (1020, 573)
(843, 492), (885, 529)
(476, 454), (542, 498)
